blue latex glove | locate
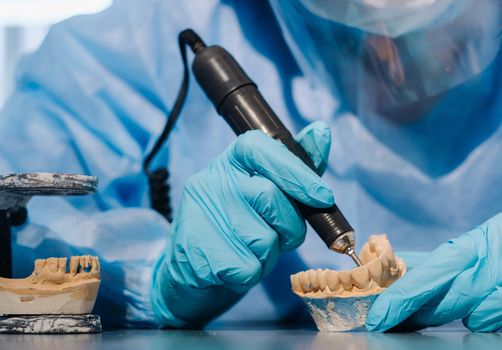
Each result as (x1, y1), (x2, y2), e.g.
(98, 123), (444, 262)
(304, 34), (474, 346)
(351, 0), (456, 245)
(151, 121), (333, 328)
(367, 213), (502, 332)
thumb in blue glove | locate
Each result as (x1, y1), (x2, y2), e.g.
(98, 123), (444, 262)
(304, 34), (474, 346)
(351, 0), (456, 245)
(151, 121), (333, 328)
(366, 213), (502, 332)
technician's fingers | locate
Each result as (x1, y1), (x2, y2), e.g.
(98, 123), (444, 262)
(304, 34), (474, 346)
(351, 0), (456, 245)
(169, 198), (262, 294)
(237, 173), (305, 251)
(231, 208), (282, 276)
(294, 121), (331, 175)
(401, 217), (502, 330)
(366, 228), (480, 332)
(171, 235), (262, 294)
(229, 130), (334, 208)
(464, 287), (502, 332)
(396, 262), (494, 330)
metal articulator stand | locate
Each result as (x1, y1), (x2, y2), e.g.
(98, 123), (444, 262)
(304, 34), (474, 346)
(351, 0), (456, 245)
(0, 173), (101, 334)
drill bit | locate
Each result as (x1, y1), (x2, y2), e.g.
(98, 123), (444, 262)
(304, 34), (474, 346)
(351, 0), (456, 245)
(345, 246), (363, 267)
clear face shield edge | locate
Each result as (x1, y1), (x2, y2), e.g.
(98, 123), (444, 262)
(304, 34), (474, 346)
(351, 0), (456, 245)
(269, 0), (502, 123)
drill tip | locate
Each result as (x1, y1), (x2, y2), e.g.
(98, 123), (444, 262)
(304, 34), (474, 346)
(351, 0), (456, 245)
(346, 247), (363, 267)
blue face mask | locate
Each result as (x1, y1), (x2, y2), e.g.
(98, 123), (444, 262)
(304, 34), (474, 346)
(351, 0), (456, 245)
(269, 0), (502, 121)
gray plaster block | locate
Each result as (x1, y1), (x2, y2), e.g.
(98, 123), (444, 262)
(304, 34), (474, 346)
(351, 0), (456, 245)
(0, 173), (98, 210)
(0, 314), (102, 334)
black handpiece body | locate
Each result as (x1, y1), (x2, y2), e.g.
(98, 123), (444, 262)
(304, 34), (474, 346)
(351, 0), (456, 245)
(192, 45), (355, 253)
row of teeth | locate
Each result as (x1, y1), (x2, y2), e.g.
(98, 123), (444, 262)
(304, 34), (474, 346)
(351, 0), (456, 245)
(291, 235), (405, 295)
(33, 256), (100, 276)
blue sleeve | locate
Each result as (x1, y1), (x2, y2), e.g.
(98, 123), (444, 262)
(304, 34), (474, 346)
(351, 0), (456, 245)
(0, 0), (188, 203)
(0, 0), (193, 328)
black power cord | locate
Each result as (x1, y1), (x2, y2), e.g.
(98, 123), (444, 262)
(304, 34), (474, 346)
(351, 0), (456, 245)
(143, 29), (206, 222)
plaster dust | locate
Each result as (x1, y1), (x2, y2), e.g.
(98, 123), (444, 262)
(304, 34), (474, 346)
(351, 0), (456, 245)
(0, 256), (101, 315)
(291, 235), (406, 298)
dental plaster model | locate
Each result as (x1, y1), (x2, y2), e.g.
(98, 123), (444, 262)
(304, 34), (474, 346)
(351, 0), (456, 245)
(0, 256), (100, 315)
(291, 235), (406, 331)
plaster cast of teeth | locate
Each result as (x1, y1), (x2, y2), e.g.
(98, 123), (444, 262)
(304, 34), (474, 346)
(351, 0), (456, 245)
(0, 256), (101, 315)
(290, 235), (406, 298)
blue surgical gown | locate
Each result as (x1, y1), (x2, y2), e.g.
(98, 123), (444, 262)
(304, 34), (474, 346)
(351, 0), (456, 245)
(1, 0), (502, 328)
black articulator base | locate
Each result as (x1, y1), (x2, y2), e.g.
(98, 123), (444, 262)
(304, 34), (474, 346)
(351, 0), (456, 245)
(0, 314), (102, 334)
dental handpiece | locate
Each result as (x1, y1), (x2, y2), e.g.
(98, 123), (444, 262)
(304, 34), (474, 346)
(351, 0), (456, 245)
(184, 30), (362, 266)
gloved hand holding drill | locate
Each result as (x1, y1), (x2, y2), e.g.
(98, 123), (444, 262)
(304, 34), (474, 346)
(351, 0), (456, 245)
(151, 121), (333, 327)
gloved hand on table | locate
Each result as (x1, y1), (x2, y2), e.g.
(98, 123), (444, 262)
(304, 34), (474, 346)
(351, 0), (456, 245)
(151, 121), (333, 328)
(367, 213), (502, 332)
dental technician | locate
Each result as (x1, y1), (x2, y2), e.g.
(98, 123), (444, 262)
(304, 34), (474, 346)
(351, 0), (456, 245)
(0, 0), (501, 331)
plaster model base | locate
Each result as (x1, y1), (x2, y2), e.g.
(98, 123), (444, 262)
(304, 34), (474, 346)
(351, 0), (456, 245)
(0, 256), (101, 334)
(0, 314), (102, 334)
(291, 235), (406, 331)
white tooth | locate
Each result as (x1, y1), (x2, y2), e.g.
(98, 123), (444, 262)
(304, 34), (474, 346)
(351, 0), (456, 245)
(81, 255), (91, 272)
(34, 259), (45, 275)
(339, 270), (352, 290)
(352, 266), (370, 289)
(300, 271), (312, 292)
(387, 252), (397, 270)
(373, 242), (385, 256)
(318, 270), (328, 291)
(91, 256), (99, 273)
(326, 271), (339, 292)
(359, 242), (376, 264)
(381, 257), (390, 284)
(369, 237), (378, 253)
(383, 250), (398, 280)
(78, 256), (86, 273)
(387, 255), (401, 282)
(291, 274), (300, 292)
(310, 270), (319, 290)
(70, 256), (79, 275)
(379, 237), (392, 255)
(393, 257), (406, 278)
(47, 258), (58, 274)
(368, 259), (384, 286)
(58, 258), (67, 273)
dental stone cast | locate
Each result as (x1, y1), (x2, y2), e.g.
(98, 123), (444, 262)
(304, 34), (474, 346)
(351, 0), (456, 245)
(291, 235), (406, 298)
(0, 256), (100, 315)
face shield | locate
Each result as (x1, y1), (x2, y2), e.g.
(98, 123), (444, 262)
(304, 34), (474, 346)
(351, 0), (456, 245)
(269, 0), (502, 122)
